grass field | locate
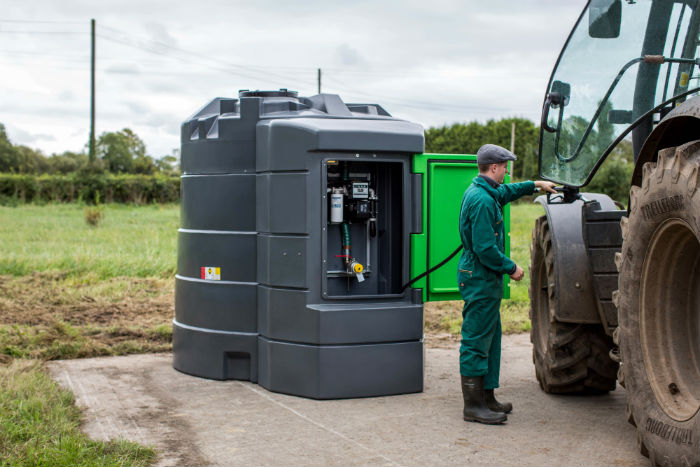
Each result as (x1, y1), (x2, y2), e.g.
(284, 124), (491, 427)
(0, 203), (177, 279)
(0, 203), (179, 361)
(0, 200), (545, 466)
(0, 359), (155, 467)
(0, 203), (178, 467)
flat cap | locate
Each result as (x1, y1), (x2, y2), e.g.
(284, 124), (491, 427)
(476, 144), (517, 164)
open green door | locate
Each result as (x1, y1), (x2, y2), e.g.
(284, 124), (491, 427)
(411, 153), (511, 302)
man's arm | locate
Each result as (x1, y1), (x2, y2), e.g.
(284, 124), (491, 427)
(496, 180), (536, 205)
(496, 180), (558, 205)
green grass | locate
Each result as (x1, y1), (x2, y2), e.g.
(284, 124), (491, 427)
(0, 203), (176, 467)
(508, 203), (547, 304)
(0, 203), (179, 279)
(0, 359), (156, 467)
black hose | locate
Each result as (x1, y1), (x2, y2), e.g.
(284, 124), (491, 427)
(401, 244), (463, 291)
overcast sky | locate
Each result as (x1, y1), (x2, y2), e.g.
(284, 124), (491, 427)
(1, 0), (587, 159)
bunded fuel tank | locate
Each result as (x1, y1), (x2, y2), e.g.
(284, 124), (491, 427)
(173, 89), (425, 399)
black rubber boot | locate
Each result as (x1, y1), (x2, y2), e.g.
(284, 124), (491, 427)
(461, 376), (507, 425)
(484, 389), (513, 414)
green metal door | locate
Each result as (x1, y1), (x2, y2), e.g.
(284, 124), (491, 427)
(411, 153), (511, 302)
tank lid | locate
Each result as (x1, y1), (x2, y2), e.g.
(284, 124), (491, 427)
(239, 88), (298, 98)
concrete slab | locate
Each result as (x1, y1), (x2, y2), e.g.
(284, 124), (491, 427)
(48, 334), (647, 466)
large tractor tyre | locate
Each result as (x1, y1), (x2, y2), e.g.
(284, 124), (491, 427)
(529, 215), (618, 394)
(615, 140), (700, 466)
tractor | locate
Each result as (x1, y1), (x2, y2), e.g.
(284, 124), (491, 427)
(530, 0), (699, 465)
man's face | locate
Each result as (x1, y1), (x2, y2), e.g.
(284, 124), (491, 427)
(492, 162), (509, 184)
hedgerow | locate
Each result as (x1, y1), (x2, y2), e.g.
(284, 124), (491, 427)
(0, 173), (179, 204)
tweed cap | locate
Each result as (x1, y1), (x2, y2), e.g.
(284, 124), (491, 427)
(476, 144), (517, 164)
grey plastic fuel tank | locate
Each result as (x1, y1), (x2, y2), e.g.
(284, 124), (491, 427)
(173, 89), (425, 399)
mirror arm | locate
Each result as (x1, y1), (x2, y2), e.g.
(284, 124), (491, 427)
(541, 92), (562, 133)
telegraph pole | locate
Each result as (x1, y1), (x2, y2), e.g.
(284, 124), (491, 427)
(89, 18), (96, 163)
(317, 68), (322, 94)
(510, 121), (516, 154)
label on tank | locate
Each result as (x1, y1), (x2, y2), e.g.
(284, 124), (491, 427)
(200, 267), (221, 280)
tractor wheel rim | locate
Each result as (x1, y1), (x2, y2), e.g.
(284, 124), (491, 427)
(640, 218), (700, 422)
(536, 254), (549, 351)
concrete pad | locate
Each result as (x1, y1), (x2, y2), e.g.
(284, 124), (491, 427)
(48, 334), (647, 466)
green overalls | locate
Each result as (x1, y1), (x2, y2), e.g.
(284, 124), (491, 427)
(457, 176), (535, 389)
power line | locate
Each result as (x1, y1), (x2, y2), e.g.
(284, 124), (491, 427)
(0, 30), (87, 35)
(97, 24), (315, 86)
(0, 19), (85, 24)
(96, 30), (314, 90)
(323, 75), (528, 114)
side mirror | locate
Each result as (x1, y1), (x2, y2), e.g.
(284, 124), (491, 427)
(550, 81), (571, 108)
(589, 0), (622, 38)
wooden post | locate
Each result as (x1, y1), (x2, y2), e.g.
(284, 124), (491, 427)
(89, 18), (96, 163)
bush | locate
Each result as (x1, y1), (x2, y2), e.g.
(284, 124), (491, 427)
(0, 173), (179, 204)
(84, 206), (103, 226)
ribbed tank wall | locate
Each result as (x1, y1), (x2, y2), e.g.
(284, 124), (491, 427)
(173, 97), (260, 381)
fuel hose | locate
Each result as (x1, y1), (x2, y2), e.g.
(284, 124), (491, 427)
(401, 244), (463, 291)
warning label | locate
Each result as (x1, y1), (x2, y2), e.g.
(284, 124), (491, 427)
(200, 266), (221, 280)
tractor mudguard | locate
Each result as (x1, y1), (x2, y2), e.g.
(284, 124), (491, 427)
(633, 96), (700, 190)
(534, 193), (620, 325)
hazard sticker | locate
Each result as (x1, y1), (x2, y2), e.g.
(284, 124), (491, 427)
(200, 266), (221, 280)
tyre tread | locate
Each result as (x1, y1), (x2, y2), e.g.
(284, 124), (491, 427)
(529, 216), (618, 394)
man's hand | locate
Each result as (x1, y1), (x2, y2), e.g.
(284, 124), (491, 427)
(509, 265), (524, 281)
(534, 180), (558, 194)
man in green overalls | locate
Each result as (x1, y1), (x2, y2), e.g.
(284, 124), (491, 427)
(458, 144), (556, 424)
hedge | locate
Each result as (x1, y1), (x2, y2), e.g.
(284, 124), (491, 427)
(0, 173), (180, 204)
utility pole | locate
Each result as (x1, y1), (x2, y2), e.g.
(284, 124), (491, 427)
(89, 18), (96, 163)
(317, 68), (321, 94)
(510, 121), (516, 154)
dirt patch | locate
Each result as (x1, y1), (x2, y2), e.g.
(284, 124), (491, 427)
(424, 301), (462, 333)
(0, 273), (174, 361)
(0, 273), (173, 327)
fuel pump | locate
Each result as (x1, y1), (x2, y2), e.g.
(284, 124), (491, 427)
(326, 161), (377, 286)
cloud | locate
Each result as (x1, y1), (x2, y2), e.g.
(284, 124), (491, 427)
(334, 44), (367, 68)
(58, 90), (77, 102)
(105, 64), (141, 75)
(144, 21), (179, 48)
(1, 0), (588, 159)
(6, 125), (57, 145)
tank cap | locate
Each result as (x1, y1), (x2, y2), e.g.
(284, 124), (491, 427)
(238, 88), (298, 98)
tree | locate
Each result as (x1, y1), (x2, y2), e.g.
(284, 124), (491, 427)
(0, 124), (21, 173)
(425, 118), (540, 181)
(588, 139), (634, 203)
(97, 128), (147, 173)
(47, 151), (90, 174)
(131, 154), (157, 174)
(155, 154), (179, 175)
(14, 145), (49, 173)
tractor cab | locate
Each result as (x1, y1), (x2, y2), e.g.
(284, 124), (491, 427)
(539, 0), (700, 187)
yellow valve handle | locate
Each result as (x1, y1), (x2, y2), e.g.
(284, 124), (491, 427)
(353, 263), (364, 273)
